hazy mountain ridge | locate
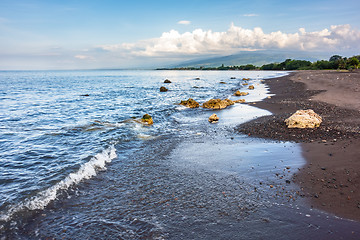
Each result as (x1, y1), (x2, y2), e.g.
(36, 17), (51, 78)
(170, 51), (329, 68)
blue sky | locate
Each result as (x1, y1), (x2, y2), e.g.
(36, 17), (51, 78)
(0, 0), (359, 69)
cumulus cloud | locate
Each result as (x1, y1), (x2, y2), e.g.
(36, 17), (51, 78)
(98, 24), (360, 58)
(178, 20), (191, 25)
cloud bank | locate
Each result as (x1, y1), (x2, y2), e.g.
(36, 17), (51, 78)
(98, 24), (360, 58)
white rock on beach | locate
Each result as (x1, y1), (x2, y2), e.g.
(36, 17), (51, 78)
(284, 109), (322, 128)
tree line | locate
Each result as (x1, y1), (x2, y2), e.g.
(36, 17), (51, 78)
(158, 55), (360, 71)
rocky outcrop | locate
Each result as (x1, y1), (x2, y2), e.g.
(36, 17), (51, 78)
(248, 85), (255, 90)
(208, 114), (219, 123)
(164, 79), (172, 83)
(234, 99), (245, 103)
(284, 109), (322, 128)
(179, 98), (200, 108)
(202, 98), (234, 109)
(160, 86), (168, 92)
(234, 91), (249, 96)
(141, 114), (153, 125)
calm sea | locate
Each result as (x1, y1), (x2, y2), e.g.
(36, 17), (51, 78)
(1, 70), (359, 239)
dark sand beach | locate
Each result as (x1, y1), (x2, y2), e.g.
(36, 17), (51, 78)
(237, 70), (360, 221)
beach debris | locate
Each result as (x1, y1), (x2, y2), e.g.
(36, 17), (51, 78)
(208, 113), (219, 123)
(202, 98), (234, 109)
(234, 99), (246, 103)
(179, 98), (200, 108)
(284, 109), (322, 128)
(141, 114), (153, 125)
(160, 86), (168, 92)
(248, 85), (255, 90)
(164, 79), (172, 83)
(234, 90), (249, 96)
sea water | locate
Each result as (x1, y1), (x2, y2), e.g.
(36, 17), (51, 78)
(1, 70), (359, 239)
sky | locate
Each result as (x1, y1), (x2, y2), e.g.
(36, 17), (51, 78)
(0, 0), (360, 70)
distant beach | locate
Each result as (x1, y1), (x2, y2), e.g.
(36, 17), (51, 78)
(237, 70), (360, 221)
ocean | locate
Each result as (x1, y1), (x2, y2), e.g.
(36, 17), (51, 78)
(1, 70), (359, 239)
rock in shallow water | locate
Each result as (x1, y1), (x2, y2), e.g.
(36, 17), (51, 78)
(141, 114), (153, 125)
(179, 98), (200, 108)
(284, 109), (322, 128)
(208, 113), (219, 123)
(202, 99), (234, 109)
(160, 86), (168, 92)
(234, 91), (249, 96)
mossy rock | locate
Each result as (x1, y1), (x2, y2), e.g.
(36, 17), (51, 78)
(141, 114), (153, 125)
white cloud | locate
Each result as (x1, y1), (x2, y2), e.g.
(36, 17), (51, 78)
(178, 20), (191, 25)
(243, 14), (258, 17)
(74, 55), (94, 60)
(98, 24), (360, 58)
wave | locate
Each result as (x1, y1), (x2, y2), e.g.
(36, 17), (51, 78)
(0, 146), (117, 223)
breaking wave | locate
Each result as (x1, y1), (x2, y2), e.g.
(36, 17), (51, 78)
(0, 146), (117, 223)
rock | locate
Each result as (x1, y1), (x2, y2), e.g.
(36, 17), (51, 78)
(234, 91), (249, 96)
(179, 98), (200, 108)
(230, 77), (236, 79)
(224, 98), (234, 106)
(208, 114), (219, 123)
(164, 79), (172, 83)
(242, 83), (248, 86)
(248, 85), (255, 90)
(242, 78), (250, 80)
(195, 77), (200, 80)
(219, 81), (227, 84)
(202, 99), (234, 109)
(141, 114), (153, 125)
(160, 86), (168, 92)
(284, 109), (322, 128)
(234, 99), (245, 103)
(80, 94), (90, 97)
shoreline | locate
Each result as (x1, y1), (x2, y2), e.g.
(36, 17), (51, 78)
(236, 70), (360, 221)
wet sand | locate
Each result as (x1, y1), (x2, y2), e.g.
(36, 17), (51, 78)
(236, 70), (360, 221)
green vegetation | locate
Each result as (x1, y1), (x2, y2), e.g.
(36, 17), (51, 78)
(157, 55), (360, 71)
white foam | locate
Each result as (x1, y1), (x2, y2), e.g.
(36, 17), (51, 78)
(0, 146), (117, 222)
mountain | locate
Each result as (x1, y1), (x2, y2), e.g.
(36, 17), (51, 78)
(170, 50), (330, 68)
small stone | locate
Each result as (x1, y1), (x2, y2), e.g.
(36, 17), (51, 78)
(208, 114), (219, 123)
(141, 114), (153, 125)
(321, 167), (326, 171)
(248, 85), (255, 90)
(164, 79), (172, 83)
(160, 86), (168, 92)
(234, 91), (249, 96)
